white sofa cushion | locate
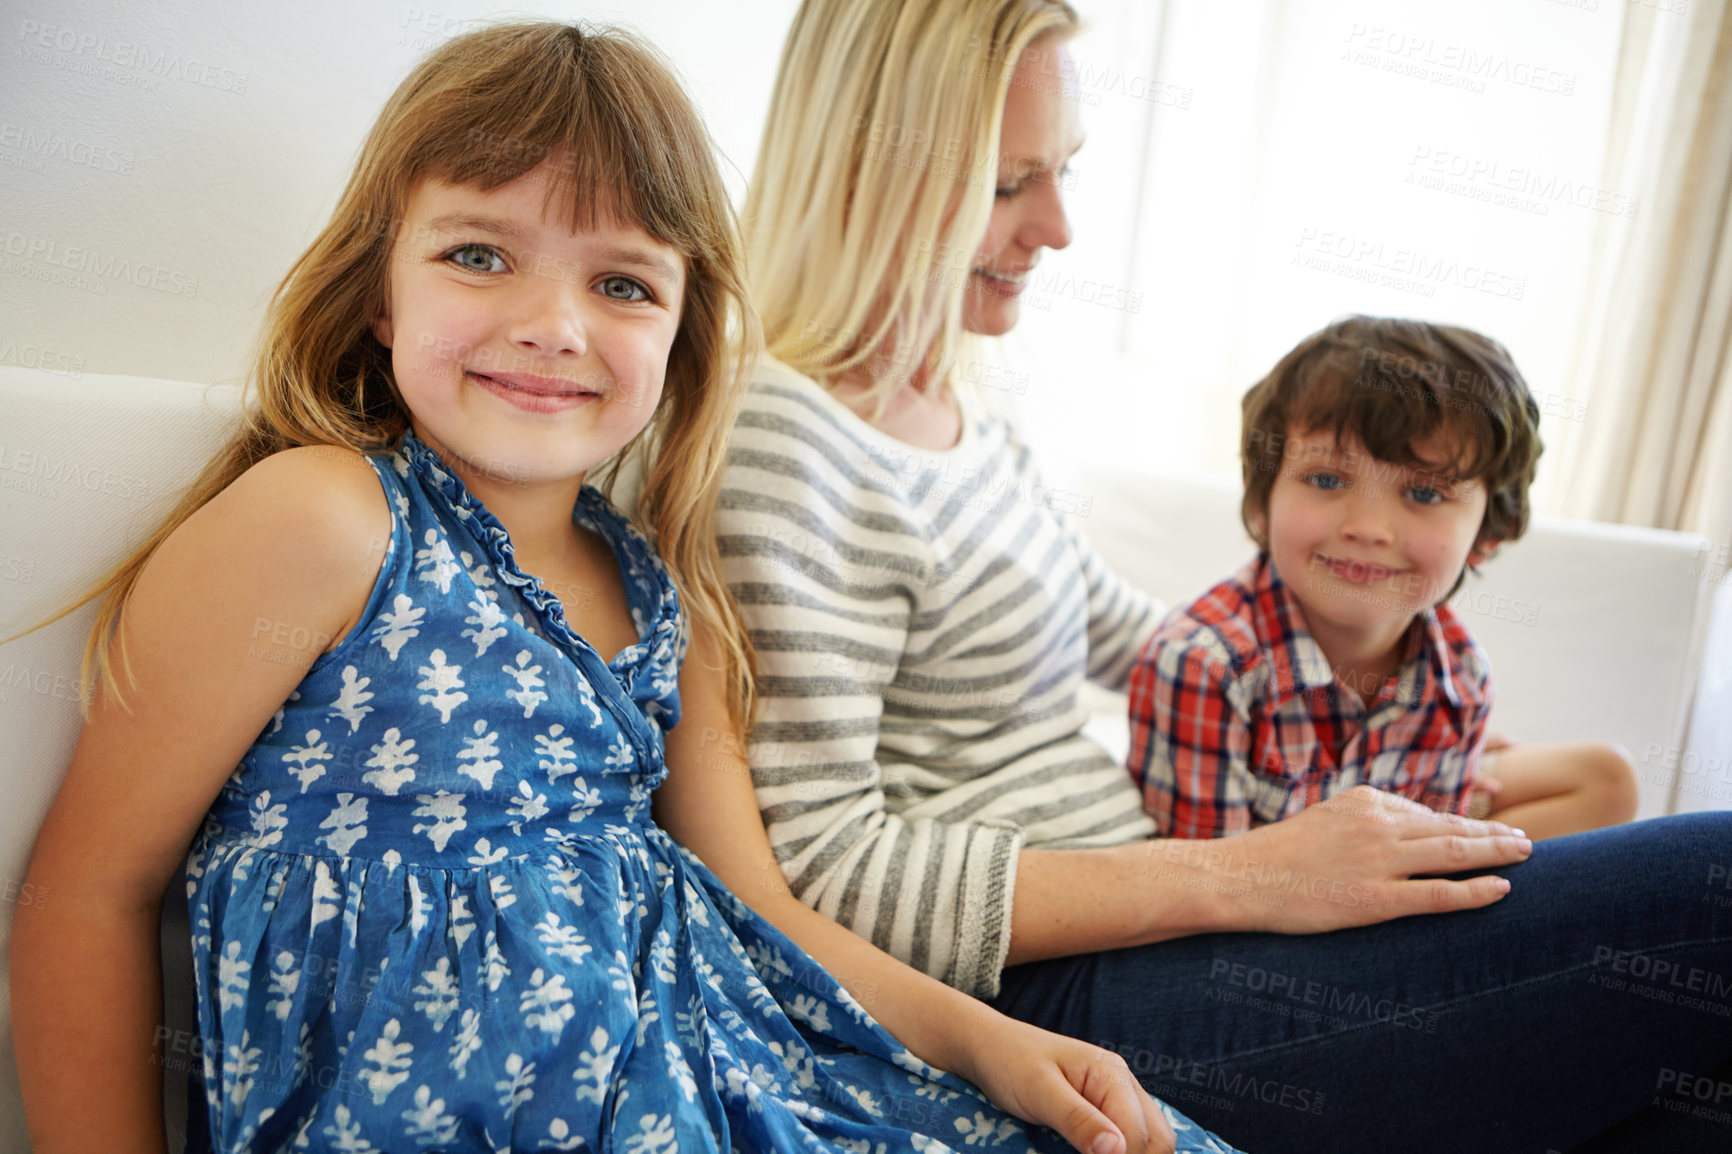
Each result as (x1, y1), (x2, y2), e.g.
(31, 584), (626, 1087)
(1, 367), (242, 1154)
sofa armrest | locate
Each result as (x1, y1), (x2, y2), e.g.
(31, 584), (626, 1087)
(0, 367), (242, 1154)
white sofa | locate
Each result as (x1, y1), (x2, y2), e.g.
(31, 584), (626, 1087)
(1, 366), (1728, 1151)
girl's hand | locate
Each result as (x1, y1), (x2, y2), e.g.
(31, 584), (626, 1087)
(1483, 732), (1518, 753)
(953, 1016), (1175, 1154)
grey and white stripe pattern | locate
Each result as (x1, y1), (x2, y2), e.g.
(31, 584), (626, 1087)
(718, 357), (1163, 999)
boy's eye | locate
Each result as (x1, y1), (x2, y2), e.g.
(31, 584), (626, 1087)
(1407, 485), (1445, 505)
(446, 244), (506, 274)
(598, 275), (651, 302)
(1304, 472), (1345, 491)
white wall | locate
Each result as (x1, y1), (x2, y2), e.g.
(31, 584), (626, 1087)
(0, 0), (800, 388)
(5, 0), (1637, 512)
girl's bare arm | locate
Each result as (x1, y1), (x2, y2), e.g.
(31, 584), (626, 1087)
(9, 447), (390, 1154)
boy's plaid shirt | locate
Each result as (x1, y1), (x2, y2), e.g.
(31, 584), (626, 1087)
(1126, 554), (1491, 838)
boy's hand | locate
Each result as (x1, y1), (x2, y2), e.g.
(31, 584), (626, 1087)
(1465, 776), (1502, 821)
(1223, 786), (1533, 934)
(954, 1017), (1176, 1154)
(1473, 734), (1514, 818)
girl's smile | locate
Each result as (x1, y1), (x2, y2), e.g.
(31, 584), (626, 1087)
(467, 368), (604, 412)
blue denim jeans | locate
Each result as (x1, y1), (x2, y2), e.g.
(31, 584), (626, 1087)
(991, 812), (1732, 1153)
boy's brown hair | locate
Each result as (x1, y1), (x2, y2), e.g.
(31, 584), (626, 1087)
(1240, 315), (1543, 596)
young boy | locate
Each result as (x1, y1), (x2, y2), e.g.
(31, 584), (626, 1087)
(1126, 315), (1638, 840)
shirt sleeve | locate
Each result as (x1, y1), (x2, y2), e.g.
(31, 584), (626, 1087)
(1126, 629), (1255, 838)
(1062, 512), (1168, 693)
(718, 423), (1024, 999)
(996, 411), (1165, 693)
(1417, 664), (1494, 816)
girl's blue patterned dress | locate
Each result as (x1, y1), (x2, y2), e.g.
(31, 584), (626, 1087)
(183, 428), (1243, 1154)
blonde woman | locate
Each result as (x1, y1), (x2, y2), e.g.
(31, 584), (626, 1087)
(721, 1), (1732, 1150)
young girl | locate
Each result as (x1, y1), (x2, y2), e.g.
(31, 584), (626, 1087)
(8, 21), (1242, 1154)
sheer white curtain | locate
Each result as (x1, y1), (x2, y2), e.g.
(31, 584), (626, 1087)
(1539, 0), (1732, 814)
(1005, 0), (1635, 514)
(1550, 1), (1732, 552)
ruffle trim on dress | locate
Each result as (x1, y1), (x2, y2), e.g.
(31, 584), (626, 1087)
(389, 427), (684, 727)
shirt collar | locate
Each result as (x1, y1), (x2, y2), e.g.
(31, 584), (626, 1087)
(1250, 554), (1466, 713)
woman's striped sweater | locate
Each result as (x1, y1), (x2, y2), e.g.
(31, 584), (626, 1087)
(717, 357), (1163, 998)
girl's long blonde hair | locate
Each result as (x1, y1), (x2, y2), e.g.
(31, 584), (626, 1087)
(19, 22), (760, 731)
(745, 0), (1078, 410)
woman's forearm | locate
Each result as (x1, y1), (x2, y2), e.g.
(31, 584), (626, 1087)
(10, 894), (170, 1154)
(1006, 841), (1240, 966)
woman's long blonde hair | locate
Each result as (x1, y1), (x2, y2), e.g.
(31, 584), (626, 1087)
(17, 22), (760, 730)
(745, 0), (1077, 409)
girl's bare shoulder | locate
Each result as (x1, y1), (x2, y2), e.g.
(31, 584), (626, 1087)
(20, 444), (395, 910)
(210, 444), (395, 584)
(229, 445), (398, 652)
(233, 443), (393, 524)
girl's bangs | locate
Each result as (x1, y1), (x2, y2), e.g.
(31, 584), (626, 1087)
(407, 118), (640, 244)
(396, 38), (712, 260)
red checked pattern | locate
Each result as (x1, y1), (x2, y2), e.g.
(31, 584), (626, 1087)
(1126, 554), (1491, 839)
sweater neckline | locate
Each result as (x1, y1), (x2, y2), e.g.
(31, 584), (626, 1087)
(757, 356), (982, 460)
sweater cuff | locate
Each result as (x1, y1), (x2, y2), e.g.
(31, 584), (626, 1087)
(948, 820), (1026, 1000)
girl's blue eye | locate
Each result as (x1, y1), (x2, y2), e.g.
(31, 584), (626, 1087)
(994, 184), (1020, 199)
(598, 275), (650, 302)
(448, 244), (505, 274)
(1407, 485), (1444, 506)
(1306, 472), (1345, 491)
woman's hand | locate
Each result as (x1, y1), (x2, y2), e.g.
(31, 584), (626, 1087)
(1011, 784), (1535, 964)
(1204, 785), (1534, 934)
(952, 1016), (1175, 1154)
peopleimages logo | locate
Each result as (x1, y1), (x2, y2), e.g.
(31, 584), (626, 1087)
(0, 231), (199, 297)
(0, 338), (83, 376)
(1589, 945), (1732, 1017)
(1293, 228), (1526, 300)
(1407, 147), (1639, 219)
(1342, 24), (1577, 96)
(0, 123), (135, 174)
(16, 20), (249, 94)
(0, 444), (150, 502)
(1207, 959), (1441, 1032)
